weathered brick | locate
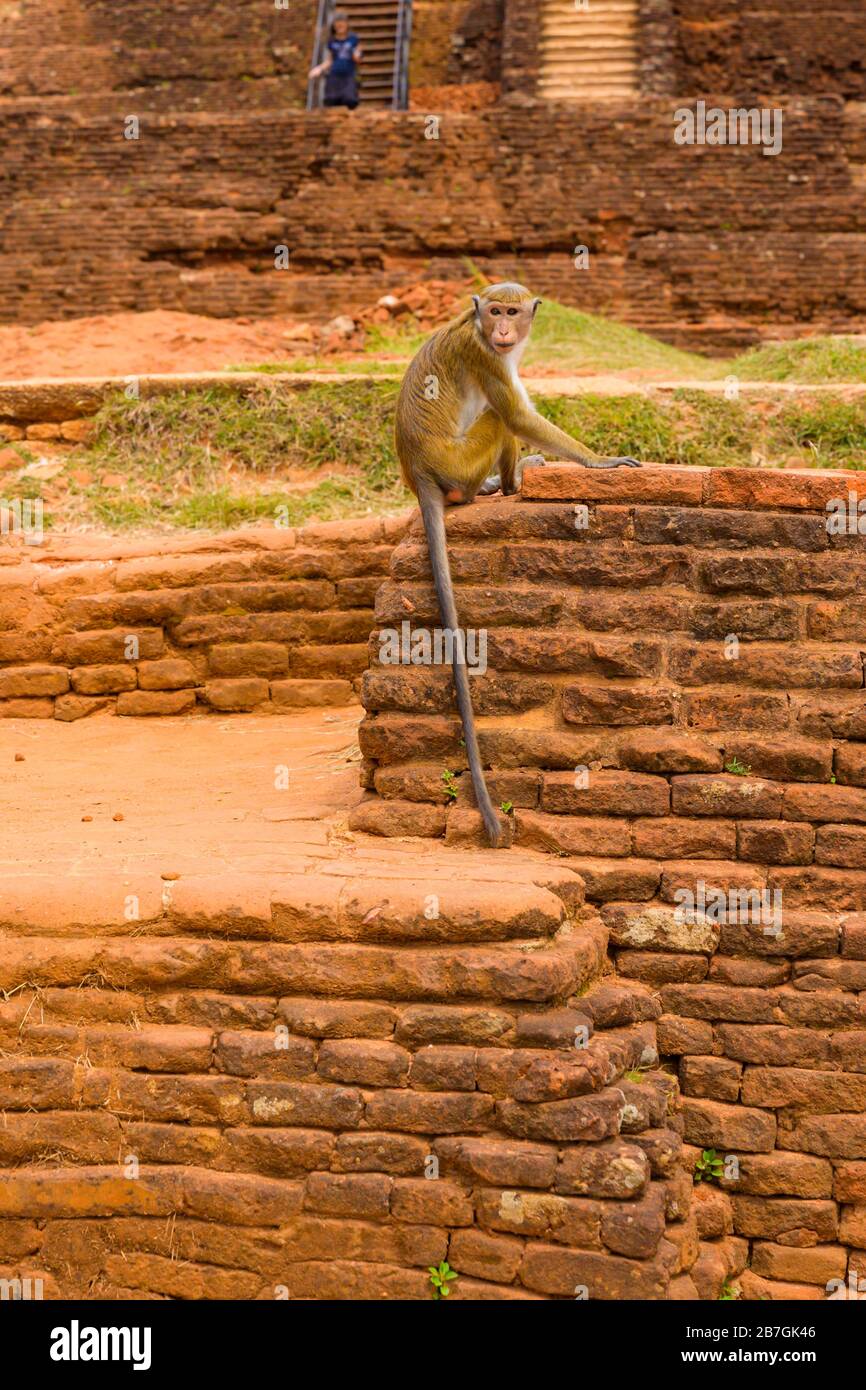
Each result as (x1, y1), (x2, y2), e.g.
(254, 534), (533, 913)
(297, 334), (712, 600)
(448, 1228), (523, 1284)
(681, 1097), (776, 1151)
(751, 1242), (846, 1285)
(408, 1046), (477, 1092)
(541, 769), (669, 817)
(317, 1040), (410, 1088)
(71, 663), (136, 694)
(737, 820), (815, 865)
(390, 1179), (473, 1227)
(278, 998), (396, 1039)
(656, 1014), (714, 1055)
(435, 1136), (557, 1189)
(680, 1056), (742, 1103)
(729, 1196), (838, 1242)
(303, 1173), (391, 1220)
(0, 664), (69, 697)
(672, 774), (783, 819)
(562, 684), (677, 726)
(364, 1090), (494, 1134)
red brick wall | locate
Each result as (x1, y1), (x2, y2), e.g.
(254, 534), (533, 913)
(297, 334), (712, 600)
(5, 2), (865, 106)
(671, 0), (866, 101)
(1, 100), (864, 347)
(0, 0), (312, 109)
(0, 0), (496, 110)
(355, 462), (866, 1298)
(0, 514), (410, 720)
(0, 861), (700, 1300)
(502, 0), (866, 101)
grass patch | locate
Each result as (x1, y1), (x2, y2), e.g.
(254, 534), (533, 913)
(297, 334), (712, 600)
(522, 300), (714, 377)
(773, 397), (866, 469)
(226, 357), (402, 377)
(729, 337), (866, 383)
(61, 380), (410, 531)
(36, 379), (866, 535)
(537, 394), (679, 462)
(228, 297), (866, 388)
(535, 390), (866, 470)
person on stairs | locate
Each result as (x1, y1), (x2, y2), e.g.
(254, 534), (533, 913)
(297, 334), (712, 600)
(309, 10), (364, 110)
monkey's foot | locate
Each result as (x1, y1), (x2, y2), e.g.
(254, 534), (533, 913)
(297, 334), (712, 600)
(477, 473), (502, 497)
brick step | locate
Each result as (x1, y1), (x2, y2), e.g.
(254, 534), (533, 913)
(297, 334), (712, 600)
(0, 829), (691, 1298)
(0, 1158), (682, 1300)
(0, 930), (609, 1004)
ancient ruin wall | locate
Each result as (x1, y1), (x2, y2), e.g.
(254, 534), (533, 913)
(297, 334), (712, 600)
(354, 463), (866, 1297)
(0, 0), (494, 111)
(0, 856), (702, 1301)
(1, 100), (864, 347)
(0, 514), (410, 719)
(670, 0), (866, 101)
(504, 0), (866, 100)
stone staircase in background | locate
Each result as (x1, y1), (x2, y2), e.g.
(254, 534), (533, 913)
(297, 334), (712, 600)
(538, 0), (639, 102)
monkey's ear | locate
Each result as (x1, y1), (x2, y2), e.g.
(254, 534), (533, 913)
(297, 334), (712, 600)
(472, 295), (482, 314)
(531, 297), (542, 317)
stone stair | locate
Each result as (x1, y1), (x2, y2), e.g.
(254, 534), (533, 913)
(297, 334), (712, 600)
(538, 0), (639, 102)
(0, 848), (696, 1300)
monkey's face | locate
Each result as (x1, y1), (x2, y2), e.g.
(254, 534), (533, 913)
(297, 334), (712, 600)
(476, 298), (540, 356)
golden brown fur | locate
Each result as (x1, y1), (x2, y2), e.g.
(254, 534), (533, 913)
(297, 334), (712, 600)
(393, 283), (641, 847)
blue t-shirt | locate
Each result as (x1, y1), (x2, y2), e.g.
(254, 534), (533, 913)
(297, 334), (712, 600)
(328, 34), (359, 76)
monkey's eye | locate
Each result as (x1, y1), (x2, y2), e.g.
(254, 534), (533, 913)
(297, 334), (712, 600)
(489, 308), (501, 316)
(506, 308), (519, 316)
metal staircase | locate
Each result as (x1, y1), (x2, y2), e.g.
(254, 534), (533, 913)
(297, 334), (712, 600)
(307, 0), (413, 110)
(538, 0), (639, 102)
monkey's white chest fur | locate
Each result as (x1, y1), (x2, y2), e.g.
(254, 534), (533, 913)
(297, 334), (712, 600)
(456, 384), (488, 438)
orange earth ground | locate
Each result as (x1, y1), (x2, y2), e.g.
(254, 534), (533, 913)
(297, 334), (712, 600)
(0, 285), (469, 381)
(0, 310), (332, 381)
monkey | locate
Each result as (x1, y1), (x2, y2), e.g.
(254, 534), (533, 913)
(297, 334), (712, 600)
(394, 281), (641, 849)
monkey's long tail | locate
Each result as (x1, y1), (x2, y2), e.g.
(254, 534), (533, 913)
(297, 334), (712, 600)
(416, 478), (503, 849)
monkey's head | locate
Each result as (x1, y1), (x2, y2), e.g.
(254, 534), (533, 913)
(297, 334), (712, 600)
(473, 283), (541, 358)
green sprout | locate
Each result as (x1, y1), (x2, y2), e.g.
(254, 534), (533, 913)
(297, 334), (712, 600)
(441, 771), (459, 803)
(694, 1148), (725, 1184)
(429, 1261), (458, 1300)
(724, 757), (752, 776)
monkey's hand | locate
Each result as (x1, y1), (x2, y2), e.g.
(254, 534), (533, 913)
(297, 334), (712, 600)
(582, 456), (642, 469)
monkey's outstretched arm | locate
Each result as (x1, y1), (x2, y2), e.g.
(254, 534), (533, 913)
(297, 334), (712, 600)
(415, 476), (504, 848)
(483, 378), (640, 469)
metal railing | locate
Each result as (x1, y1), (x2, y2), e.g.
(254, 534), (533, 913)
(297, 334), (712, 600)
(392, 0), (413, 111)
(306, 0), (413, 110)
(306, 0), (332, 110)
